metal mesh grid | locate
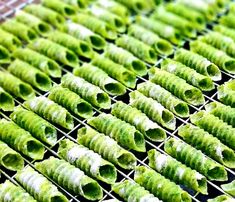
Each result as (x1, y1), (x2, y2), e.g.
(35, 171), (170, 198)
(0, 0), (235, 201)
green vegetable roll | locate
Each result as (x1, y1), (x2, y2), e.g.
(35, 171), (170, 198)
(205, 102), (235, 127)
(221, 180), (235, 196)
(8, 59), (52, 92)
(0, 87), (14, 111)
(217, 80), (235, 107)
(23, 96), (74, 130)
(0, 180), (36, 202)
(63, 22), (106, 50)
(47, 31), (94, 59)
(178, 124), (235, 168)
(48, 86), (93, 118)
(13, 48), (61, 78)
(134, 166), (192, 202)
(28, 38), (79, 68)
(1, 19), (37, 42)
(58, 139), (117, 184)
(35, 157), (103, 201)
(174, 48), (221, 81)
(149, 68), (205, 106)
(72, 13), (117, 40)
(190, 41), (235, 74)
(0, 28), (21, 51)
(0, 140), (24, 171)
(77, 126), (137, 170)
(207, 195), (233, 202)
(42, 0), (76, 17)
(128, 24), (173, 56)
(137, 81), (189, 118)
(129, 91), (176, 130)
(88, 113), (146, 152)
(104, 43), (147, 76)
(0, 71), (35, 100)
(0, 45), (10, 64)
(60, 0), (87, 8)
(214, 25), (235, 43)
(24, 4), (65, 28)
(15, 10), (52, 36)
(111, 101), (166, 142)
(148, 149), (208, 194)
(190, 111), (235, 150)
(116, 35), (157, 64)
(115, 0), (150, 13)
(219, 13), (235, 29)
(61, 73), (111, 109)
(73, 63), (126, 96)
(92, 55), (137, 88)
(10, 106), (57, 146)
(15, 166), (69, 202)
(0, 119), (45, 160)
(164, 138), (227, 181)
(112, 180), (162, 202)
(161, 59), (214, 91)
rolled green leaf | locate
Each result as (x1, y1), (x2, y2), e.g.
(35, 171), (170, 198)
(128, 24), (173, 56)
(35, 157), (103, 201)
(73, 63), (126, 96)
(135, 16), (183, 45)
(116, 34), (157, 64)
(1, 19), (37, 42)
(77, 126), (137, 170)
(217, 80), (235, 107)
(88, 113), (146, 152)
(151, 8), (196, 38)
(164, 138), (228, 181)
(190, 111), (235, 150)
(112, 180), (162, 202)
(0, 87), (14, 111)
(60, 0), (87, 8)
(0, 180), (36, 202)
(0, 45), (10, 64)
(92, 55), (137, 88)
(190, 41), (235, 74)
(89, 5), (126, 33)
(8, 59), (52, 92)
(10, 106), (57, 146)
(104, 43), (147, 76)
(15, 10), (52, 36)
(174, 48), (221, 81)
(63, 22), (106, 50)
(0, 140), (24, 171)
(28, 38), (79, 68)
(13, 48), (61, 78)
(148, 149), (207, 194)
(24, 4), (65, 28)
(0, 28), (21, 51)
(0, 71), (35, 100)
(165, 3), (206, 30)
(0, 119), (45, 160)
(15, 166), (69, 202)
(115, 0), (150, 13)
(47, 31), (94, 59)
(129, 91), (176, 130)
(214, 25), (235, 42)
(161, 59), (214, 91)
(61, 73), (111, 109)
(23, 96), (74, 130)
(58, 139), (117, 184)
(219, 13), (235, 29)
(134, 166), (192, 202)
(137, 81), (189, 118)
(48, 86), (93, 118)
(72, 13), (117, 40)
(205, 102), (235, 127)
(178, 124), (235, 168)
(111, 101), (166, 142)
(221, 180), (235, 196)
(207, 195), (233, 202)
(149, 68), (205, 106)
(42, 0), (76, 17)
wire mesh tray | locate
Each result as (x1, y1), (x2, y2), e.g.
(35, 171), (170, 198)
(0, 0), (235, 201)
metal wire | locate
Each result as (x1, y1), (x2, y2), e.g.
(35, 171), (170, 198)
(0, 0), (235, 201)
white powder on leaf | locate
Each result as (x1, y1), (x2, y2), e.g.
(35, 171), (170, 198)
(156, 154), (167, 171)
